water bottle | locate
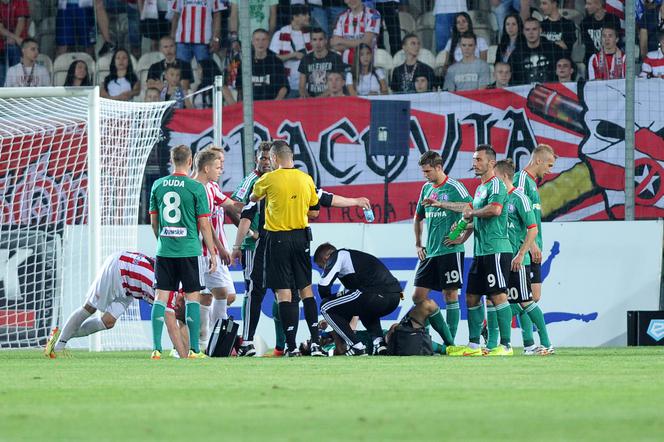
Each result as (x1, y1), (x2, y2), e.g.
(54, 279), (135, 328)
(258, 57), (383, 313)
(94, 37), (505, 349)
(363, 207), (375, 223)
(448, 219), (468, 241)
(174, 87), (185, 109)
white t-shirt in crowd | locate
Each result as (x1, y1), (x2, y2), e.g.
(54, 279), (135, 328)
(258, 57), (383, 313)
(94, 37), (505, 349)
(4, 63), (51, 87)
(434, 0), (467, 15)
(346, 68), (385, 95)
(106, 77), (132, 97)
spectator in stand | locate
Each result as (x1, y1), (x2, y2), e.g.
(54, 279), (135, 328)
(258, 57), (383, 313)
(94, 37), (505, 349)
(95, 0), (116, 56)
(147, 35), (194, 91)
(443, 12), (488, 65)
(232, 28), (288, 102)
(321, 69), (349, 96)
(414, 74), (431, 92)
(298, 27), (346, 98)
(229, 0), (278, 38)
(346, 43), (388, 95)
(170, 0), (224, 63)
(144, 86), (161, 101)
(638, 0), (664, 58)
(433, 0), (467, 52)
(193, 58), (235, 107)
(488, 61), (512, 88)
(100, 48), (141, 101)
(160, 65), (193, 108)
(443, 33), (490, 91)
(588, 25), (625, 80)
(640, 31), (664, 78)
(492, 0), (528, 37)
(55, 0), (95, 57)
(510, 18), (563, 85)
(580, 0), (622, 64)
(540, 0), (576, 59)
(4, 39), (51, 87)
(270, 5), (312, 98)
(555, 56), (576, 81)
(331, 0), (381, 65)
(64, 60), (92, 86)
(309, 0), (347, 38)
(374, 0), (401, 56)
(138, 0), (173, 52)
(0, 0), (30, 86)
(98, 0), (142, 59)
(391, 33), (435, 94)
(497, 13), (525, 63)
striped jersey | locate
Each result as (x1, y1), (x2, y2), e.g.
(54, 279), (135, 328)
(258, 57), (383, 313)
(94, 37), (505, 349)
(269, 25), (313, 91)
(333, 6), (381, 64)
(514, 170), (542, 250)
(171, 0), (225, 45)
(415, 177), (472, 257)
(640, 50), (664, 78)
(117, 252), (155, 303)
(203, 181), (229, 256)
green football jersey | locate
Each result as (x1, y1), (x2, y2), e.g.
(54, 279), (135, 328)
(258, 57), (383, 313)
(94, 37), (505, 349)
(507, 188), (537, 266)
(149, 174), (210, 258)
(471, 176), (512, 256)
(416, 177), (472, 257)
(231, 170), (263, 251)
(514, 170), (542, 249)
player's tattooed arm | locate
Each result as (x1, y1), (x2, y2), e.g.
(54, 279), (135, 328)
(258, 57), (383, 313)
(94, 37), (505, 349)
(422, 199), (471, 213)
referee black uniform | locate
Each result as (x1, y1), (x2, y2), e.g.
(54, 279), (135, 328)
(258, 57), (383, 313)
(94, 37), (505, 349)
(315, 245), (402, 356)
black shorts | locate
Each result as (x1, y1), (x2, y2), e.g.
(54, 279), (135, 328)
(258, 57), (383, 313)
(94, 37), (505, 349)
(529, 260), (542, 284)
(414, 252), (464, 291)
(507, 265), (532, 304)
(263, 229), (311, 290)
(466, 253), (512, 296)
(154, 256), (205, 293)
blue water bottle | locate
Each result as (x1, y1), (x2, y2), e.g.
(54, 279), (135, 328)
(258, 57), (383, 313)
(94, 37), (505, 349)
(363, 207), (375, 223)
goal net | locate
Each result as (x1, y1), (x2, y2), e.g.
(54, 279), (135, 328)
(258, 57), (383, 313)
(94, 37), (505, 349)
(0, 87), (172, 350)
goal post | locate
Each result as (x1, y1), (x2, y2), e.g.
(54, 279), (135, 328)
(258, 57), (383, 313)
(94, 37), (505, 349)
(0, 87), (173, 351)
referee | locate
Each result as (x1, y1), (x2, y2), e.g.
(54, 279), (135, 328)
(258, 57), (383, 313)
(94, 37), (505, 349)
(250, 140), (320, 357)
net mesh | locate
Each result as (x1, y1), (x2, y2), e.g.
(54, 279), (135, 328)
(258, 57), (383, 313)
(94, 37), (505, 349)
(0, 92), (172, 350)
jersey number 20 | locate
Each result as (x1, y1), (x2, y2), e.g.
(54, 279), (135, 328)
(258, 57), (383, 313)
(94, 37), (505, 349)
(162, 191), (182, 223)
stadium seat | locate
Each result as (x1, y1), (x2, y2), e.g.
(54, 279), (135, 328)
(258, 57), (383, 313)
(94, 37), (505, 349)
(374, 48), (394, 78)
(475, 28), (494, 46)
(36, 54), (53, 84)
(561, 8), (583, 27)
(53, 52), (96, 86)
(488, 45), (498, 65)
(415, 12), (435, 52)
(392, 48), (435, 69)
(37, 16), (56, 60)
(434, 50), (449, 77)
(489, 12), (499, 35)
(468, 10), (492, 30)
(399, 11), (417, 36)
(137, 51), (165, 91)
(572, 42), (585, 63)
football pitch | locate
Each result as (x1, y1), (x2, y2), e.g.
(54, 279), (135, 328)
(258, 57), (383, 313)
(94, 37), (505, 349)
(1, 348), (663, 442)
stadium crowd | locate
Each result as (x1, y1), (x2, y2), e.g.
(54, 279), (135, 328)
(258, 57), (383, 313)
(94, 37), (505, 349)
(1, 0), (663, 103)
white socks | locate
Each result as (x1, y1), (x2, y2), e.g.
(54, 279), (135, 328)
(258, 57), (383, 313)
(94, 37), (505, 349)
(73, 317), (107, 338)
(211, 298), (228, 324)
(199, 304), (211, 343)
(55, 307), (92, 350)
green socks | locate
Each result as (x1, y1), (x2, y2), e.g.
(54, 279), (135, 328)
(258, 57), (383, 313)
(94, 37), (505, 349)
(272, 300), (286, 351)
(428, 308), (454, 346)
(468, 305), (484, 344)
(151, 300), (166, 352)
(185, 300), (201, 353)
(486, 306), (499, 349)
(510, 304), (534, 347)
(525, 302), (551, 347)
(495, 302), (512, 347)
(446, 301), (460, 339)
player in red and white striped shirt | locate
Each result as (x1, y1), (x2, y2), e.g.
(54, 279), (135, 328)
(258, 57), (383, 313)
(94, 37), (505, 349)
(170, 0), (225, 62)
(44, 252), (188, 358)
(331, 0), (381, 64)
(193, 147), (243, 344)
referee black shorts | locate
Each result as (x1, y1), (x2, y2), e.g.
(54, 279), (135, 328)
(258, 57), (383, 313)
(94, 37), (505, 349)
(154, 256), (205, 293)
(263, 229), (311, 290)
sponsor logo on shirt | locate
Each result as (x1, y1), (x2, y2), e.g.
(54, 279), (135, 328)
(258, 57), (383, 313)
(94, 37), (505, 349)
(161, 227), (187, 237)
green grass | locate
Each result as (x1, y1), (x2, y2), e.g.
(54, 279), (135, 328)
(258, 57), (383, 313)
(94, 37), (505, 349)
(1, 349), (663, 442)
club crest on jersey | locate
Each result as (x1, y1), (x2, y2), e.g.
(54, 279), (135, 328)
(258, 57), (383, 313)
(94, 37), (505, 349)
(508, 203), (515, 212)
(161, 227), (187, 237)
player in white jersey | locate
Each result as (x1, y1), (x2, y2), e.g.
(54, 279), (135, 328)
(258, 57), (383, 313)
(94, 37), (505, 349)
(44, 252), (188, 358)
(193, 147), (243, 346)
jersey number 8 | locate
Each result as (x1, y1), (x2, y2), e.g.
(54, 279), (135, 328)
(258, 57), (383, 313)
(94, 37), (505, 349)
(162, 191), (182, 223)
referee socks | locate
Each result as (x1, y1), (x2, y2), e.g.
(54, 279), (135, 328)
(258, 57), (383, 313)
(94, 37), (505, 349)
(278, 300), (299, 351)
(302, 297), (320, 345)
